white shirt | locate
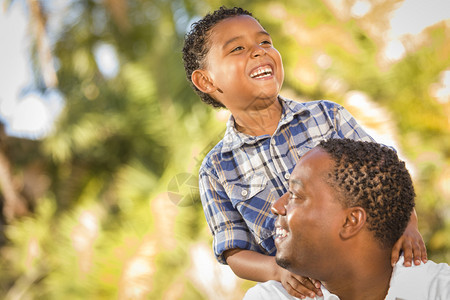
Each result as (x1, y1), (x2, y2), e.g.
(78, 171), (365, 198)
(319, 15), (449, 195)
(385, 256), (450, 300)
(243, 280), (335, 300)
(243, 257), (450, 300)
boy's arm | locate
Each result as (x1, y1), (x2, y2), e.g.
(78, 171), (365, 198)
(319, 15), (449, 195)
(224, 248), (323, 298)
(391, 208), (427, 267)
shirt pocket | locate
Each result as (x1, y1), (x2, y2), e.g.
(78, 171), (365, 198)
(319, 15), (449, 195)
(227, 172), (268, 207)
(227, 173), (275, 250)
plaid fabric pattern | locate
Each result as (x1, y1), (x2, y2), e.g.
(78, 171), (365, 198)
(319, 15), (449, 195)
(199, 97), (375, 264)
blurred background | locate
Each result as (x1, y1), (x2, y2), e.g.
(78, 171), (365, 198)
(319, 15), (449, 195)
(0, 0), (449, 299)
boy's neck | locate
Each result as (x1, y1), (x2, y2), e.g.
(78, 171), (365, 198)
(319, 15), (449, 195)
(232, 98), (283, 136)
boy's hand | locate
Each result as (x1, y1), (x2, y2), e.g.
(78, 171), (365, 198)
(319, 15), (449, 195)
(279, 267), (322, 299)
(391, 217), (427, 267)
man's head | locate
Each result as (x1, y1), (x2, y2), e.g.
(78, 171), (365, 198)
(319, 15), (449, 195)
(272, 139), (415, 278)
(182, 7), (284, 110)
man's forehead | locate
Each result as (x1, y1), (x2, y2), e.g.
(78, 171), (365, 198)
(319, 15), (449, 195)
(290, 148), (333, 182)
(301, 147), (333, 166)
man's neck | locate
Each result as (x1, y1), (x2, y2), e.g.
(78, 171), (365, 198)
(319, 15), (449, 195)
(232, 98), (282, 136)
(323, 253), (393, 300)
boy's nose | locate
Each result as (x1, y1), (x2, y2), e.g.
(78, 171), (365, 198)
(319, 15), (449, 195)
(271, 192), (289, 216)
(251, 45), (266, 57)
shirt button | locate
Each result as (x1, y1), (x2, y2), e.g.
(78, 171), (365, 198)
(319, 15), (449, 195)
(284, 173), (290, 180)
(241, 190), (248, 197)
(271, 139), (276, 145)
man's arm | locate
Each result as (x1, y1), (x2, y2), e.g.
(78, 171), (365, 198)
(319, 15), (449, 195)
(224, 248), (322, 298)
(391, 208), (427, 267)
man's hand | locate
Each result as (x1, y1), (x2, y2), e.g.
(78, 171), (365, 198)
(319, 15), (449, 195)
(391, 209), (427, 267)
(278, 267), (322, 299)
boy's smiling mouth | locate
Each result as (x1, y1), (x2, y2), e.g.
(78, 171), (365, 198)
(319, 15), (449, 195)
(250, 65), (273, 79)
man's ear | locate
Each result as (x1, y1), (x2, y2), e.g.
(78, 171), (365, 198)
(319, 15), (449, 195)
(191, 70), (217, 93)
(340, 207), (366, 240)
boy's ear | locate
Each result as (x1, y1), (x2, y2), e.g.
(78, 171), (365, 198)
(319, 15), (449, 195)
(191, 70), (217, 94)
(339, 207), (366, 240)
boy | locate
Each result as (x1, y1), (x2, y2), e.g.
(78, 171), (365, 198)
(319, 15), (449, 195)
(182, 6), (427, 298)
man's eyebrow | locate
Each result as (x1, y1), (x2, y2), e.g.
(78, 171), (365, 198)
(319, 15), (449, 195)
(222, 31), (271, 50)
(289, 178), (303, 189)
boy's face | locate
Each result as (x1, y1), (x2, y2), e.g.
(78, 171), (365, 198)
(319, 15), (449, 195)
(201, 15), (284, 110)
(272, 148), (345, 279)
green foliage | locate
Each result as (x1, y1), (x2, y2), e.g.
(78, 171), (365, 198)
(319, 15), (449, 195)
(1, 0), (449, 299)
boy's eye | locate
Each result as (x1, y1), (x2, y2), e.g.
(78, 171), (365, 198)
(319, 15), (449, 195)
(260, 40), (272, 46)
(230, 46), (244, 53)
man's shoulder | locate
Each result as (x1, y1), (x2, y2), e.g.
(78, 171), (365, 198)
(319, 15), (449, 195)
(386, 258), (450, 300)
(243, 281), (300, 300)
(244, 280), (335, 300)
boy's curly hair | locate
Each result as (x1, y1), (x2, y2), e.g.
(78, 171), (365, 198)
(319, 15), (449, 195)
(182, 6), (253, 108)
(318, 139), (415, 248)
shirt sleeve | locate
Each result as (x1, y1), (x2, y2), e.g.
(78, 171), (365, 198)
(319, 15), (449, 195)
(328, 101), (376, 142)
(199, 163), (261, 264)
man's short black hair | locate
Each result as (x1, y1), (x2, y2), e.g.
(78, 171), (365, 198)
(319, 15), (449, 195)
(318, 138), (415, 248)
(182, 6), (253, 108)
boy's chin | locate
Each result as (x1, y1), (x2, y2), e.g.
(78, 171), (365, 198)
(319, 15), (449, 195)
(249, 97), (279, 110)
(253, 91), (279, 102)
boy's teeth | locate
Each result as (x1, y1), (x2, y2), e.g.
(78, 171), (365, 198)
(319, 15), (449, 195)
(250, 66), (273, 78)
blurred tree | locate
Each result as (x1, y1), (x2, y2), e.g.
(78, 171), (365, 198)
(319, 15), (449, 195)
(0, 124), (29, 221)
(0, 0), (449, 299)
(1, 0), (212, 298)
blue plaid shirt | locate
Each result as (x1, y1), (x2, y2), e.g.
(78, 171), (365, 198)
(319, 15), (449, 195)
(199, 97), (375, 264)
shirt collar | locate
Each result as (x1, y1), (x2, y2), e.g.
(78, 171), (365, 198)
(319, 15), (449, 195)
(320, 285), (341, 300)
(221, 96), (308, 153)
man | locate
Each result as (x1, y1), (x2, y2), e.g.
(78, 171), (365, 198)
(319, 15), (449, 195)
(244, 138), (450, 300)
